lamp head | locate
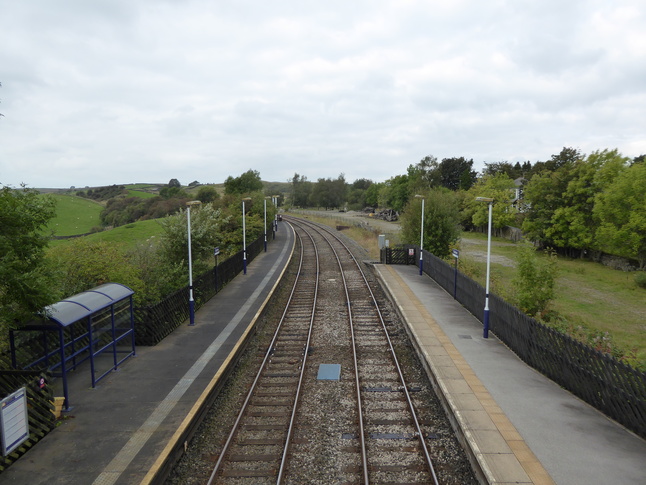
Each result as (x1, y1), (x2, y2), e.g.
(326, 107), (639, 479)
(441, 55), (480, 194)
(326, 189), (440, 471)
(475, 197), (494, 203)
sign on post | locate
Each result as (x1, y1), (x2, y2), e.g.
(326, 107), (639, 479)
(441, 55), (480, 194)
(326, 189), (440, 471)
(213, 247), (220, 256)
(1, 388), (29, 456)
(452, 249), (460, 259)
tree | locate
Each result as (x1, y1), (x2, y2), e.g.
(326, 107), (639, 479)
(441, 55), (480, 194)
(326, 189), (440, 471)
(513, 243), (558, 317)
(378, 174), (409, 212)
(438, 157), (477, 191)
(158, 202), (232, 268)
(290, 173), (312, 207)
(224, 169), (263, 195)
(522, 151), (579, 246)
(466, 173), (518, 232)
(407, 155), (439, 193)
(546, 149), (629, 256)
(400, 189), (460, 259)
(0, 185), (58, 333)
(196, 186), (220, 204)
(595, 161), (646, 268)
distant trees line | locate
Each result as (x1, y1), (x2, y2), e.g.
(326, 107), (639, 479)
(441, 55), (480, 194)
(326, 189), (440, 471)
(289, 148), (646, 269)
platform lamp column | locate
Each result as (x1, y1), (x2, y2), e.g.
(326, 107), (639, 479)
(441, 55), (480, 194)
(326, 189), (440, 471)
(242, 197), (251, 274)
(186, 200), (202, 325)
(476, 197), (494, 338)
(263, 196), (271, 252)
(272, 194), (279, 237)
(415, 194), (425, 275)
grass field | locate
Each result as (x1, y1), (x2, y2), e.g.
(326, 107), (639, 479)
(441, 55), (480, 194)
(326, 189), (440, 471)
(456, 232), (646, 368)
(126, 189), (157, 198)
(48, 218), (165, 251)
(45, 194), (103, 236)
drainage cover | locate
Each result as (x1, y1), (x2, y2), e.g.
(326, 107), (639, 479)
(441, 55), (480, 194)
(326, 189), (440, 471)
(317, 364), (341, 380)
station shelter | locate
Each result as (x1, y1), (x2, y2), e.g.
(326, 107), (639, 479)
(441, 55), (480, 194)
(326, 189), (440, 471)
(9, 283), (136, 411)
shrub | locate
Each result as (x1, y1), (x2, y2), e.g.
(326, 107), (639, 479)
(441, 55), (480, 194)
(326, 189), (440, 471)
(636, 271), (646, 289)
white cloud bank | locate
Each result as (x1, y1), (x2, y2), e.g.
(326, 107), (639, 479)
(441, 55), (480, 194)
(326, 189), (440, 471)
(1, 0), (645, 188)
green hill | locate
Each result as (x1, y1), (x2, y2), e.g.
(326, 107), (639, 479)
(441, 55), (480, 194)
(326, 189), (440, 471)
(46, 194), (103, 236)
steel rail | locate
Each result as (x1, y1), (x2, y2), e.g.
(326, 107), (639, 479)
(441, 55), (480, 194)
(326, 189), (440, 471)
(289, 216), (440, 485)
(207, 228), (319, 485)
(276, 225), (319, 483)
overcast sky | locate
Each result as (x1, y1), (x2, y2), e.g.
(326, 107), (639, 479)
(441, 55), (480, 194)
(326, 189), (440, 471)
(1, 0), (645, 189)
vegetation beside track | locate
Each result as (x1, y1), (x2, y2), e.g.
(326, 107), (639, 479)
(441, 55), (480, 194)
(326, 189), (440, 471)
(295, 212), (646, 370)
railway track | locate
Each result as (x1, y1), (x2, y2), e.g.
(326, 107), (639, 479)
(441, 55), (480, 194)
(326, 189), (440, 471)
(206, 217), (439, 484)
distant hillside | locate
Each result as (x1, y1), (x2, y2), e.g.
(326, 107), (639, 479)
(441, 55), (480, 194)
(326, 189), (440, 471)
(45, 194), (103, 236)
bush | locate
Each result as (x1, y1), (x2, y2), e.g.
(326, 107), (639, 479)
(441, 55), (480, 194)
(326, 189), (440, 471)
(636, 271), (646, 289)
(513, 243), (558, 316)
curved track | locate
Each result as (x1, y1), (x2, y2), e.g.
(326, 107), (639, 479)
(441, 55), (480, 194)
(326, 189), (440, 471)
(206, 217), (439, 484)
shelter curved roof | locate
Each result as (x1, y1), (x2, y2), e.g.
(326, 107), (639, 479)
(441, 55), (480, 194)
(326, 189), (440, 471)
(45, 283), (134, 327)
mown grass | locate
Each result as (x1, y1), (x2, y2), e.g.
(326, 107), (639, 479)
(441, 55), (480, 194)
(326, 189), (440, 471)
(45, 194), (103, 236)
(48, 219), (165, 251)
(126, 189), (157, 198)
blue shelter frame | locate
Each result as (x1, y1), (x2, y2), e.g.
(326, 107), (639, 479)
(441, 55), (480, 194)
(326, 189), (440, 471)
(9, 283), (136, 411)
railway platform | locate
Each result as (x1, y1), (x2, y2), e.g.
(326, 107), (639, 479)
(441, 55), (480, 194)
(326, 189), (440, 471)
(1, 224), (296, 485)
(375, 263), (646, 485)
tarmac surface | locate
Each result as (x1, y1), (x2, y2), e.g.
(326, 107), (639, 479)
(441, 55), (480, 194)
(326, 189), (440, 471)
(3, 218), (645, 484)
(2, 224), (295, 485)
(375, 263), (646, 485)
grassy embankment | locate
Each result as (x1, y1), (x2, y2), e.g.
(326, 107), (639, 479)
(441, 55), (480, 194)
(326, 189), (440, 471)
(45, 193), (164, 250)
(298, 213), (645, 369)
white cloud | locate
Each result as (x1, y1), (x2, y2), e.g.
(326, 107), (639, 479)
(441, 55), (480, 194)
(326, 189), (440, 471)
(1, 0), (645, 188)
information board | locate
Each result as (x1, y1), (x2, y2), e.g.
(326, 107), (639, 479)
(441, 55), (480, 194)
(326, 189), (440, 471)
(1, 387), (29, 456)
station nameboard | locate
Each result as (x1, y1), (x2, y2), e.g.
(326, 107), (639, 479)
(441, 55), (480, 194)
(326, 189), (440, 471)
(1, 388), (29, 456)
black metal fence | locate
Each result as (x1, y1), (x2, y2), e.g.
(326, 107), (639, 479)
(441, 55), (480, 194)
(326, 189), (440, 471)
(134, 236), (265, 346)
(381, 246), (646, 439)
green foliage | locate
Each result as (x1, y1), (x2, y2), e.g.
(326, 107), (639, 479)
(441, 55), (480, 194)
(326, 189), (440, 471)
(400, 189), (460, 258)
(77, 184), (126, 201)
(309, 174), (347, 209)
(100, 196), (189, 227)
(196, 186), (220, 203)
(512, 243), (558, 316)
(594, 161), (646, 268)
(378, 174), (409, 212)
(47, 239), (145, 301)
(0, 185), (59, 331)
(465, 173), (518, 229)
(224, 169), (263, 195)
(546, 149), (629, 254)
(635, 272), (646, 289)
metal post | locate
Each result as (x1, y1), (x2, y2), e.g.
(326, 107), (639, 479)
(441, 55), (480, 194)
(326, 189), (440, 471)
(242, 199), (247, 275)
(415, 195), (425, 276)
(186, 200), (201, 325)
(483, 201), (493, 338)
(263, 198), (267, 252)
(187, 204), (195, 325)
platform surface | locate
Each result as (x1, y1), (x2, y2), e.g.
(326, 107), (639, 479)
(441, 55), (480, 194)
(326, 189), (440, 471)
(2, 225), (295, 485)
(375, 263), (646, 485)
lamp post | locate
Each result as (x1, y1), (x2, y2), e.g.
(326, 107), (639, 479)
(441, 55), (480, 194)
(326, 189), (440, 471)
(476, 197), (494, 338)
(272, 194), (280, 237)
(242, 197), (252, 275)
(263, 197), (271, 252)
(415, 194), (425, 275)
(186, 200), (202, 325)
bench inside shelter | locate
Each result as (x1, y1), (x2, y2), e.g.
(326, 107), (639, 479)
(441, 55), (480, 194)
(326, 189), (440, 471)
(9, 283), (136, 411)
